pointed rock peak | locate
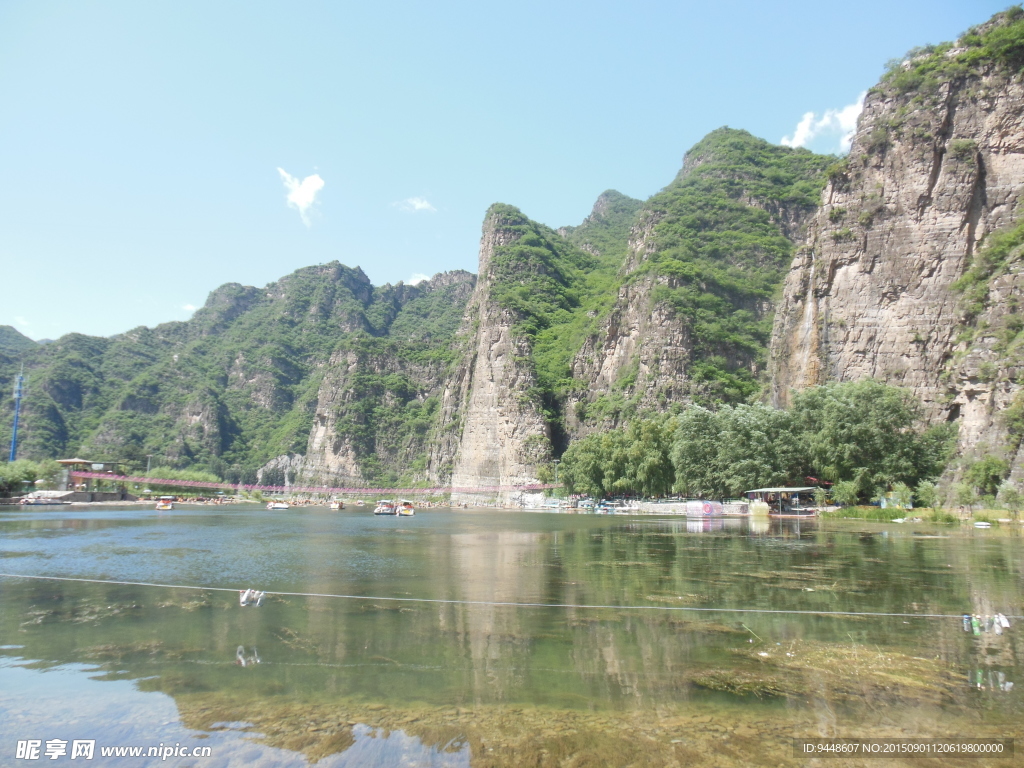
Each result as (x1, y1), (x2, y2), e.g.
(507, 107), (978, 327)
(202, 282), (261, 311)
(348, 264), (372, 284)
(586, 190), (642, 224)
(424, 270), (476, 291)
(296, 261), (372, 286)
(484, 203), (530, 228)
(679, 127), (772, 177)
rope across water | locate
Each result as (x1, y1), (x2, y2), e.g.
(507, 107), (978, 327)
(2, 572), (1017, 620)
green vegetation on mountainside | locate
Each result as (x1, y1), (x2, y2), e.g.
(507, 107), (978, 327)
(560, 190), (644, 266)
(0, 325), (38, 356)
(948, 215), (1024, 484)
(954, 216), (1024, 323)
(484, 196), (644, 440)
(486, 204), (605, 420)
(328, 277), (474, 485)
(879, 6), (1024, 100)
(853, 9), (1024, 167)
(482, 131), (829, 447)
(0, 265), (473, 485)
(535, 192), (644, 400)
(638, 128), (832, 403)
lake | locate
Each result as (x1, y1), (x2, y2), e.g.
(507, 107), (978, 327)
(1, 506), (1021, 766)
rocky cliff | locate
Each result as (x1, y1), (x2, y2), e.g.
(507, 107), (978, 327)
(421, 133), (830, 499)
(291, 270), (475, 488)
(0, 128), (831, 497)
(565, 129), (830, 436)
(428, 206), (566, 501)
(770, 9), (1024, 483)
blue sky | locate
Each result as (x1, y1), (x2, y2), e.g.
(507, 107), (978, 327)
(0, 0), (1010, 339)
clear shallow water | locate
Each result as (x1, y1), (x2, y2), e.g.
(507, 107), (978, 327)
(1, 505), (1022, 766)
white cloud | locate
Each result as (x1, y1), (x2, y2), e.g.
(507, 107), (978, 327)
(396, 197), (437, 213)
(408, 273), (430, 285)
(781, 92), (866, 153)
(182, 304), (197, 312)
(277, 168), (325, 227)
(14, 316), (30, 328)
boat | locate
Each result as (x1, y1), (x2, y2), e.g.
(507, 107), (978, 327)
(329, 499), (344, 510)
(974, 521), (992, 528)
(398, 499), (415, 516)
(597, 500), (638, 515)
(266, 501), (290, 510)
(155, 496), (174, 511)
(19, 497), (70, 506)
(374, 500), (398, 515)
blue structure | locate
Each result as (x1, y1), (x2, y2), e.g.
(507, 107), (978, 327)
(8, 367), (24, 462)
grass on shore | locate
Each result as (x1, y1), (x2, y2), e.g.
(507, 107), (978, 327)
(821, 506), (1020, 525)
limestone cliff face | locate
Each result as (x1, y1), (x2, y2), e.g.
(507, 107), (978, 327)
(295, 344), (454, 486)
(565, 131), (826, 437)
(770, 27), (1024, 468)
(429, 208), (553, 501)
(271, 270), (476, 487)
(565, 213), (692, 435)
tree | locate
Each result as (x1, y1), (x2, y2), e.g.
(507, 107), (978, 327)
(915, 480), (938, 510)
(998, 482), (1023, 520)
(831, 480), (859, 508)
(791, 380), (954, 500)
(954, 482), (977, 512)
(814, 486), (829, 508)
(669, 406), (720, 497)
(0, 460), (42, 496)
(712, 404), (805, 497)
(560, 418), (677, 498)
(670, 403), (804, 498)
(558, 434), (606, 497)
(792, 380), (917, 485)
(892, 482), (913, 509)
(965, 455), (1009, 497)
(565, 380), (954, 505)
(612, 418), (676, 497)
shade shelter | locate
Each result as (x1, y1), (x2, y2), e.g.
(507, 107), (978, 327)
(56, 458), (130, 492)
(745, 487), (819, 517)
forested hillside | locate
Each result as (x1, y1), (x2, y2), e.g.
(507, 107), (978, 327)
(0, 326), (37, 356)
(0, 129), (833, 494)
(562, 129), (831, 443)
(0, 265), (474, 484)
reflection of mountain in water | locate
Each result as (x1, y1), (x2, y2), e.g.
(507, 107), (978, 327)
(1, 510), (1022, 736)
(442, 531), (545, 703)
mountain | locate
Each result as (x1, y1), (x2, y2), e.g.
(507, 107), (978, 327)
(5, 8), (1022, 501)
(770, 7), (1024, 490)
(0, 326), (37, 356)
(564, 129), (830, 438)
(0, 132), (833, 497)
(0, 265), (475, 485)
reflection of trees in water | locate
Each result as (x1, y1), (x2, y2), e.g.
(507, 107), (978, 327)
(1, 522), (1022, 713)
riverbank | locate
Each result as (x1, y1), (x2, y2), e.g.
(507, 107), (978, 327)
(822, 505), (1023, 525)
